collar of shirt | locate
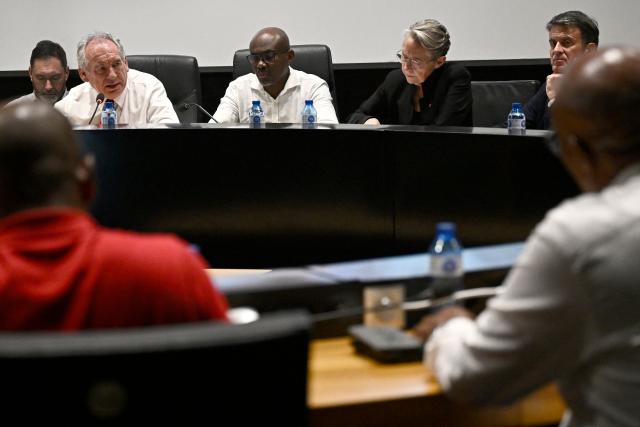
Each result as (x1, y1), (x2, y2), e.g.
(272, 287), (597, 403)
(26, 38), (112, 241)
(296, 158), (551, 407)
(88, 83), (127, 118)
(32, 89), (69, 102)
(611, 161), (640, 187)
(113, 88), (126, 114)
(249, 67), (300, 100)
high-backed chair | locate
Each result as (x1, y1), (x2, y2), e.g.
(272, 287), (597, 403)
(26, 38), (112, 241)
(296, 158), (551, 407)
(471, 80), (540, 127)
(126, 55), (202, 123)
(232, 44), (338, 115)
(0, 310), (311, 425)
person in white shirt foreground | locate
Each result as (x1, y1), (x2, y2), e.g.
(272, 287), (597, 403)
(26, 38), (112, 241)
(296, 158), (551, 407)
(55, 32), (178, 126)
(415, 46), (640, 427)
(212, 27), (338, 124)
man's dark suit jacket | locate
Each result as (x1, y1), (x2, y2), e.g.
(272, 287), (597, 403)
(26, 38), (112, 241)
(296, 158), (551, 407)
(523, 82), (551, 130)
(348, 62), (473, 126)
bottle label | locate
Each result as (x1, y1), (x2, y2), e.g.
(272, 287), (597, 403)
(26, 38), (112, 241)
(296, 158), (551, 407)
(508, 118), (525, 135)
(101, 111), (117, 129)
(430, 255), (463, 277)
(302, 114), (317, 129)
(508, 118), (524, 128)
(249, 111), (264, 128)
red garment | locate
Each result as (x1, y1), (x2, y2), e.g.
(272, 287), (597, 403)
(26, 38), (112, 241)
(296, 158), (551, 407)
(0, 208), (228, 330)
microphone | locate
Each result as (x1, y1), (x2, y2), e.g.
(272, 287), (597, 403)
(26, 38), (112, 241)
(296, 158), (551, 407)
(88, 93), (105, 125)
(184, 103), (218, 123)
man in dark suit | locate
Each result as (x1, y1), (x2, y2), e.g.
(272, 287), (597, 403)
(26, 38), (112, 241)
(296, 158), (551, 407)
(523, 10), (598, 129)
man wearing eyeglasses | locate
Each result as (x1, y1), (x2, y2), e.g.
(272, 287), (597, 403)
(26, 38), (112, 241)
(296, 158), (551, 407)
(416, 46), (640, 425)
(6, 40), (69, 107)
(211, 27), (338, 124)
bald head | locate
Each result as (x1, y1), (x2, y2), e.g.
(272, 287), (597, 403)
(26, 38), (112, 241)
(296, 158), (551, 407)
(247, 27), (294, 97)
(553, 46), (640, 156)
(250, 27), (290, 52)
(0, 103), (90, 216)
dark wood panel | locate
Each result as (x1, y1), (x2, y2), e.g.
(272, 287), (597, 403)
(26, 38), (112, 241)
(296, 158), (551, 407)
(79, 125), (395, 268)
(77, 125), (577, 269)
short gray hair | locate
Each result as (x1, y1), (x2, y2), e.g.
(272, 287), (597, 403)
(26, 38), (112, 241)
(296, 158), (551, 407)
(405, 19), (451, 58)
(77, 32), (126, 70)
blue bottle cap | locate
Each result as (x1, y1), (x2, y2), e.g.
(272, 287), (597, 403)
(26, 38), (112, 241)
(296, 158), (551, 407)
(104, 100), (114, 109)
(435, 222), (456, 237)
(305, 100), (313, 106)
(512, 102), (522, 109)
(252, 100), (260, 106)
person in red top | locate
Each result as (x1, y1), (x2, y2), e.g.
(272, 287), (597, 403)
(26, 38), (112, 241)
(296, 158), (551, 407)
(0, 102), (228, 330)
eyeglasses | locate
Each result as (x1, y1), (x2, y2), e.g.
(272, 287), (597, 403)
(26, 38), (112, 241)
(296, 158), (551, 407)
(396, 51), (431, 68)
(246, 50), (290, 66)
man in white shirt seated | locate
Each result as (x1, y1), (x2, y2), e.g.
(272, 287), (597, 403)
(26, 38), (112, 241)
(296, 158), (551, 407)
(415, 46), (640, 427)
(7, 40), (69, 107)
(212, 27), (338, 124)
(55, 32), (178, 126)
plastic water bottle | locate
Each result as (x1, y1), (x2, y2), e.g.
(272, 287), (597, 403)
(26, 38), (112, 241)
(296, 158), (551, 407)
(101, 99), (117, 129)
(429, 222), (464, 297)
(249, 100), (264, 128)
(507, 102), (526, 135)
(301, 99), (318, 129)
(101, 100), (117, 128)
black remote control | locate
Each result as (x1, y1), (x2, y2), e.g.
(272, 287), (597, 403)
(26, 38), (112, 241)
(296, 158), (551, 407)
(349, 324), (423, 363)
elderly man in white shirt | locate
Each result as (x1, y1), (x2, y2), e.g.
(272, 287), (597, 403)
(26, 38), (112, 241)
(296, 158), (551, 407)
(212, 27), (338, 124)
(55, 32), (178, 126)
(415, 46), (640, 427)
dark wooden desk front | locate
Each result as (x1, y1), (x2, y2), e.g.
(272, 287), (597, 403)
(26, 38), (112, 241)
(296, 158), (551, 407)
(77, 124), (577, 268)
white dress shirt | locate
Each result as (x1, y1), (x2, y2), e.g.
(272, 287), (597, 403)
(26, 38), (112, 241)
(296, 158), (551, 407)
(55, 69), (178, 126)
(6, 90), (68, 107)
(212, 67), (338, 124)
(7, 93), (37, 105)
(426, 163), (640, 427)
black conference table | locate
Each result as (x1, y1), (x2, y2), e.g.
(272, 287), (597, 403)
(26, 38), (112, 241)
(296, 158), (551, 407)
(76, 123), (578, 269)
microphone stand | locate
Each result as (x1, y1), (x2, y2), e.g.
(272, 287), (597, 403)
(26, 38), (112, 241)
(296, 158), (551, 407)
(88, 95), (105, 126)
(184, 103), (218, 123)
